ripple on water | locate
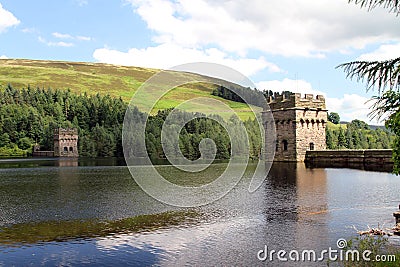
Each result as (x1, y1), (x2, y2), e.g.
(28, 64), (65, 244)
(0, 160), (400, 266)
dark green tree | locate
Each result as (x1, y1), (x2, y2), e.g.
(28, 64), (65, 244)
(326, 128), (335, 149)
(18, 137), (32, 150)
(328, 112), (341, 124)
(345, 127), (354, 149)
(348, 119), (370, 130)
(338, 127), (346, 148)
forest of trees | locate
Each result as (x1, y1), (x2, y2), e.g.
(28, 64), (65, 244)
(0, 85), (126, 157)
(0, 85), (263, 160)
(211, 85), (269, 107)
(0, 85), (395, 160)
(326, 118), (394, 149)
(211, 85), (291, 107)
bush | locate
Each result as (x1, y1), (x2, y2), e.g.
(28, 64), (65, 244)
(18, 137), (33, 150)
(0, 144), (27, 157)
(335, 235), (400, 267)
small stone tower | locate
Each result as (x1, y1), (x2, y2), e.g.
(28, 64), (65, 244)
(54, 128), (79, 157)
(264, 93), (328, 161)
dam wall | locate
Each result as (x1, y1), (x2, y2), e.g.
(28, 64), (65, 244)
(305, 149), (393, 172)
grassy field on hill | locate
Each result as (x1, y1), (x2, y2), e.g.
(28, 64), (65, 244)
(326, 121), (347, 130)
(0, 59), (259, 120)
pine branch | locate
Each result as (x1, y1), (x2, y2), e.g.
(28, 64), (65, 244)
(336, 57), (400, 94)
(349, 0), (400, 14)
(368, 91), (400, 119)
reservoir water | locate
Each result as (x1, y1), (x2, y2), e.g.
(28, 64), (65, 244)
(0, 158), (399, 266)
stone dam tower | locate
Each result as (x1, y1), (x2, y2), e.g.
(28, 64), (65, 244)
(264, 93), (328, 162)
(53, 128), (79, 157)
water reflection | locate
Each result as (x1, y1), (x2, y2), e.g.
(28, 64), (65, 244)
(306, 160), (394, 172)
(0, 210), (201, 246)
(0, 159), (399, 266)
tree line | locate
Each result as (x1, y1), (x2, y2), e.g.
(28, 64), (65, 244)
(211, 85), (291, 107)
(0, 85), (126, 157)
(0, 85), (394, 160)
(326, 115), (394, 150)
(211, 85), (269, 107)
(0, 85), (262, 159)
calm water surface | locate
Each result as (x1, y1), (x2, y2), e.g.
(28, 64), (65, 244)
(0, 158), (399, 266)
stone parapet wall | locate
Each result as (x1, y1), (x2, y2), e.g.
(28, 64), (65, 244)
(295, 109), (327, 161)
(267, 93), (326, 110)
(54, 128), (78, 136)
(32, 151), (54, 157)
(305, 149), (393, 164)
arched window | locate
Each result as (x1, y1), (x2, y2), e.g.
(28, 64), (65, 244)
(275, 140), (279, 152)
(309, 142), (315, 151)
(63, 147), (68, 152)
(69, 147), (73, 152)
(283, 140), (288, 151)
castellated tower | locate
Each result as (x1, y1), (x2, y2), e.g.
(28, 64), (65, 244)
(264, 93), (328, 161)
(53, 128), (79, 157)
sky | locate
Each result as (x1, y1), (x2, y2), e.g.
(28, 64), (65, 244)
(1, 0), (400, 125)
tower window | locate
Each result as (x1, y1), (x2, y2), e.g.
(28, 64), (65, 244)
(283, 140), (288, 151)
(69, 147), (73, 152)
(275, 140), (279, 152)
(309, 142), (315, 150)
(63, 147), (68, 152)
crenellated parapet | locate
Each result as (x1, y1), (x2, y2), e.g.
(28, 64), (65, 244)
(54, 128), (78, 137)
(267, 92), (326, 110)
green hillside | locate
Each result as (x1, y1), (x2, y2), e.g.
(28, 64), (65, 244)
(0, 59), (259, 120)
(326, 121), (347, 130)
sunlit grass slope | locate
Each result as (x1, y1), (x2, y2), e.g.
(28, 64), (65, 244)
(0, 59), (260, 120)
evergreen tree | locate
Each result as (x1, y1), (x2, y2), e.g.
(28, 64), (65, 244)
(326, 128), (334, 149)
(338, 127), (346, 148)
(338, 0), (400, 172)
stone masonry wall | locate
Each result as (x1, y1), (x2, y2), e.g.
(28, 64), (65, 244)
(264, 92), (328, 162)
(54, 128), (79, 157)
(295, 109), (327, 161)
(271, 109), (296, 161)
(305, 149), (393, 164)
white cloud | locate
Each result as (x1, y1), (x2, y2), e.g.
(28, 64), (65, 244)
(357, 42), (400, 61)
(0, 3), (20, 33)
(39, 33), (91, 47)
(256, 78), (383, 125)
(53, 32), (73, 39)
(126, 0), (400, 58)
(74, 0), (88, 6)
(38, 36), (74, 47)
(21, 27), (37, 34)
(93, 43), (281, 76)
(53, 32), (92, 41)
(0, 55), (8, 59)
(326, 94), (380, 124)
(49, 41), (74, 47)
(76, 35), (91, 41)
